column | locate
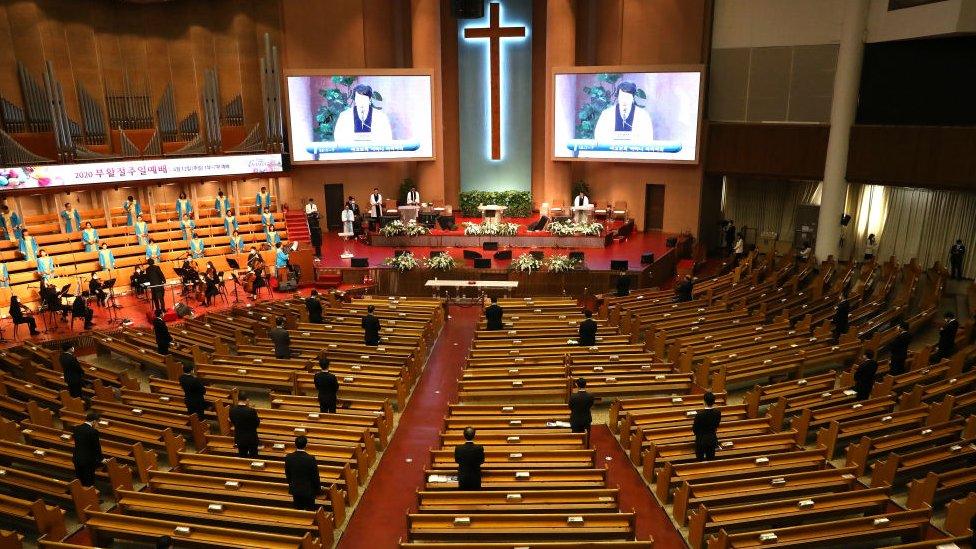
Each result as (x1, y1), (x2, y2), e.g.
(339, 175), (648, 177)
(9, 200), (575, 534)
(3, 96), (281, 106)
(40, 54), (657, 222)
(815, 0), (869, 260)
(411, 0), (445, 202)
(537, 0), (575, 212)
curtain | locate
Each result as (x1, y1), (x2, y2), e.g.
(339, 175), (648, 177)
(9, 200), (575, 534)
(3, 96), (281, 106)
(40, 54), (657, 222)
(722, 177), (821, 240)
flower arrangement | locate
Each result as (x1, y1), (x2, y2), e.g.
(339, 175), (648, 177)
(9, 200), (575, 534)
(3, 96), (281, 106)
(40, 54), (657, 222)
(426, 252), (456, 271)
(384, 252), (419, 271)
(545, 254), (582, 273)
(548, 221), (604, 237)
(463, 221), (520, 236)
(511, 253), (543, 273)
(379, 219), (431, 237)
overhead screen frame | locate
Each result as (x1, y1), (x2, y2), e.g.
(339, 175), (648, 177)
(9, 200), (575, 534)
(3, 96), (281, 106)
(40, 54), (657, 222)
(550, 64), (706, 165)
(284, 67), (437, 165)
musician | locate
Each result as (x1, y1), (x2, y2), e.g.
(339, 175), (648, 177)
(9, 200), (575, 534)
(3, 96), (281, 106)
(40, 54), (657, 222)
(89, 273), (108, 308)
(0, 261), (8, 288)
(36, 249), (55, 280)
(8, 295), (39, 336)
(223, 209), (239, 236)
(305, 289), (323, 324)
(130, 266), (148, 297)
(0, 204), (22, 241)
(123, 195), (142, 226)
(256, 187), (272, 211)
(266, 225), (282, 247)
(261, 206), (275, 228)
(179, 213), (196, 241)
(154, 308), (172, 355)
(454, 426), (485, 490)
(406, 186), (420, 206)
(247, 249), (267, 300)
(61, 202), (82, 233)
(189, 233), (206, 259)
(179, 259), (201, 296)
(203, 261), (221, 306)
(214, 190), (231, 218)
(368, 187), (382, 232)
(145, 237), (161, 261)
(81, 222), (99, 252)
(61, 341), (85, 398)
(175, 191), (193, 218)
(40, 280), (66, 320)
(274, 241), (291, 270)
(284, 435), (321, 511)
(71, 291), (94, 330)
(229, 230), (246, 254)
(97, 243), (115, 270)
(133, 215), (149, 245)
(247, 247), (262, 269)
(19, 228), (38, 261)
(146, 258), (167, 313)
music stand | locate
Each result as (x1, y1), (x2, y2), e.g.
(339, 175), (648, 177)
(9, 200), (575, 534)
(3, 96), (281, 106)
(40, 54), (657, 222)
(101, 279), (121, 324)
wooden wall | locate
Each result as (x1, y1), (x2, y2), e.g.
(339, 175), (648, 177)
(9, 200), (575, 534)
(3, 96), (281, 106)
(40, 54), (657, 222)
(705, 122), (830, 180)
(847, 125), (976, 190)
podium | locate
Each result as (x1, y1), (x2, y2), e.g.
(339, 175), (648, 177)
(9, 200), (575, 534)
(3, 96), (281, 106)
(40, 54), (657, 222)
(477, 204), (507, 222)
(571, 204), (594, 223)
(398, 205), (420, 222)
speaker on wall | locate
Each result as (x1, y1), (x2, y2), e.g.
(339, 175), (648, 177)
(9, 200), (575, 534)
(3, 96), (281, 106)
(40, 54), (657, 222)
(453, 0), (484, 18)
(474, 258), (491, 269)
(640, 252), (655, 264)
(351, 257), (369, 268)
(494, 250), (512, 260)
(610, 259), (629, 271)
(463, 250), (482, 260)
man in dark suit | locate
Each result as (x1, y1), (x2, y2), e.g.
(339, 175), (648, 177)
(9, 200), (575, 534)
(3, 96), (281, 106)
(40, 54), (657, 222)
(305, 290), (324, 324)
(146, 258), (167, 314)
(692, 391), (721, 461)
(313, 355), (339, 413)
(853, 349), (879, 401)
(72, 411), (104, 487)
(179, 364), (207, 419)
(931, 311), (959, 363)
(71, 293), (94, 330)
(888, 321), (912, 376)
(832, 296), (850, 340)
(229, 392), (260, 457)
(454, 426), (485, 490)
(568, 378), (595, 442)
(577, 310), (597, 346)
(60, 341), (85, 398)
(285, 436), (321, 510)
(153, 309), (172, 355)
(484, 297), (504, 331)
(270, 316), (292, 359)
(362, 305), (381, 346)
(674, 275), (694, 302)
(615, 274), (631, 297)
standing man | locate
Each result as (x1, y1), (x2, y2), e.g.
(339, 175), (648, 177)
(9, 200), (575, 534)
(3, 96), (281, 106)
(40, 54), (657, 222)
(146, 258), (167, 314)
(832, 295), (851, 340)
(285, 436), (321, 511)
(615, 274), (631, 297)
(406, 186), (421, 206)
(864, 234), (878, 261)
(304, 198), (318, 218)
(485, 297), (504, 331)
(229, 393), (260, 458)
(60, 342), (85, 399)
(577, 309), (597, 346)
(368, 188), (383, 232)
(309, 215), (323, 258)
(853, 349), (879, 401)
(179, 364), (207, 419)
(724, 221), (736, 257)
(313, 355), (339, 414)
(72, 411), (104, 487)
(949, 239), (966, 280)
(305, 290), (323, 324)
(932, 311), (959, 363)
(692, 392), (721, 461)
(362, 305), (381, 346)
(888, 321), (912, 376)
(454, 427), (485, 491)
(572, 190), (590, 223)
(153, 308), (172, 355)
(61, 202), (82, 233)
(270, 316), (292, 359)
(568, 378), (595, 443)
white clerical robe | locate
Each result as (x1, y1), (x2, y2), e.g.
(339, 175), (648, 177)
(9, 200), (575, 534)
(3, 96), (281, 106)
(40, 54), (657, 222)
(406, 191), (420, 205)
(334, 105), (393, 143)
(573, 195), (591, 222)
(341, 208), (355, 235)
(369, 194), (383, 218)
(594, 104), (654, 143)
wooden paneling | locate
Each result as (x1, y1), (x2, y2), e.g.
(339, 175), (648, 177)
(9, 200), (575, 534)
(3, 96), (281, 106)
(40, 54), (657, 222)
(705, 122), (830, 180)
(847, 125), (976, 190)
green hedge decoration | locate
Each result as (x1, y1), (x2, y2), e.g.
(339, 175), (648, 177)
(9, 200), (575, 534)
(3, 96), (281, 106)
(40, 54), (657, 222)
(459, 190), (532, 218)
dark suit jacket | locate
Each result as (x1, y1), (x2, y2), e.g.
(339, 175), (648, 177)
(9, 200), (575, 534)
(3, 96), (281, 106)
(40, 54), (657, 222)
(889, 331), (911, 361)
(938, 320), (959, 353)
(71, 296), (90, 317)
(675, 280), (693, 302)
(578, 319), (597, 346)
(146, 265), (166, 287)
(270, 327), (291, 358)
(72, 422), (103, 467)
(362, 314), (381, 345)
(615, 276), (631, 297)
(61, 352), (84, 387)
(229, 404), (260, 447)
(568, 390), (595, 430)
(305, 297), (323, 324)
(314, 371), (339, 406)
(692, 407), (722, 448)
(454, 441), (485, 489)
(179, 373), (207, 413)
(284, 450), (321, 498)
(833, 301), (850, 334)
(853, 359), (878, 398)
(154, 317), (171, 346)
(485, 304), (504, 331)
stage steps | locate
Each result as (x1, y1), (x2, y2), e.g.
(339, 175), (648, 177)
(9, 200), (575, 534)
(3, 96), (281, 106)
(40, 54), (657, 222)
(283, 209), (312, 244)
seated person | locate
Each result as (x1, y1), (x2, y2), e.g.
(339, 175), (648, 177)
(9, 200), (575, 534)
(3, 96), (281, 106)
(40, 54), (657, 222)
(71, 292), (94, 329)
(8, 295), (39, 336)
(89, 273), (108, 307)
(131, 266), (147, 297)
(40, 280), (66, 320)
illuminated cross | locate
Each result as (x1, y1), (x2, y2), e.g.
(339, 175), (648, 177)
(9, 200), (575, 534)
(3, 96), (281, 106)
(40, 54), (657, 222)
(464, 2), (526, 160)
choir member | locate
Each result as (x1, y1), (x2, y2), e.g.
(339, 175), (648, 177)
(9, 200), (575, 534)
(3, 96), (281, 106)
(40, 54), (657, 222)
(18, 228), (38, 261)
(61, 202), (82, 233)
(256, 186), (272, 211)
(97, 243), (116, 270)
(133, 215), (149, 245)
(229, 230), (246, 253)
(0, 204), (22, 241)
(145, 237), (161, 261)
(214, 190), (231, 218)
(36, 249), (55, 280)
(82, 222), (99, 252)
(223, 209), (239, 236)
(123, 195), (142, 226)
(175, 191), (193, 218)
(179, 213), (195, 241)
(266, 225), (282, 247)
(189, 233), (206, 259)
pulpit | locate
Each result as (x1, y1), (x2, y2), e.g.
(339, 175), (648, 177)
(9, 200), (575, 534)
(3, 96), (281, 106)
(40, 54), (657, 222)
(571, 204), (594, 223)
(477, 204), (507, 222)
(398, 205), (420, 222)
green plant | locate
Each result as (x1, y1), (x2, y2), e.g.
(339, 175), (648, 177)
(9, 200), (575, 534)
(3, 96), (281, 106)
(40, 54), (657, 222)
(384, 252), (419, 272)
(511, 253), (543, 273)
(545, 254), (582, 273)
(574, 73), (646, 140)
(458, 190), (532, 218)
(398, 178), (414, 205)
(571, 180), (591, 202)
(313, 76), (384, 141)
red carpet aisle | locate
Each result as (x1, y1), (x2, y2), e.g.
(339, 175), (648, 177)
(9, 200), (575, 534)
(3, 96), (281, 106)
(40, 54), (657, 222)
(336, 305), (477, 548)
(591, 425), (688, 548)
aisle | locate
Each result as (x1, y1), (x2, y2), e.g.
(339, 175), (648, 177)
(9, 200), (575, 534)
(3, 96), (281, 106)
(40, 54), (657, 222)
(336, 305), (478, 548)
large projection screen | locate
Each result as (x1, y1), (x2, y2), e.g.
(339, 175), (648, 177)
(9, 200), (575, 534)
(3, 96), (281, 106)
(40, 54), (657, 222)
(552, 66), (704, 163)
(286, 70), (434, 163)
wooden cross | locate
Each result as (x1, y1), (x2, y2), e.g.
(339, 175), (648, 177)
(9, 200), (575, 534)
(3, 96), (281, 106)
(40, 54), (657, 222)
(463, 2), (526, 160)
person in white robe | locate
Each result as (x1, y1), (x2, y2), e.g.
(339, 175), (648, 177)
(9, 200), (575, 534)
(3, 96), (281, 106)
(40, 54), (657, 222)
(593, 81), (654, 144)
(333, 85), (393, 143)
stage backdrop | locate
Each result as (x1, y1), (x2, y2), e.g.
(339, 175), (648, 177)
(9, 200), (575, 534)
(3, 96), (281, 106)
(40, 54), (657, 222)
(458, 0), (532, 193)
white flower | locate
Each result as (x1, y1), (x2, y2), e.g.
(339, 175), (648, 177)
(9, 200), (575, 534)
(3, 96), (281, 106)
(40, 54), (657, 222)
(384, 252), (419, 271)
(426, 252), (456, 271)
(511, 253), (543, 273)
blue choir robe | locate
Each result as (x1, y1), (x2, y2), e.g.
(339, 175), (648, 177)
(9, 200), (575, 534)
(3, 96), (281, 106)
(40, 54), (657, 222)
(224, 215), (239, 236)
(37, 256), (54, 279)
(275, 248), (290, 269)
(145, 243), (161, 260)
(61, 209), (82, 233)
(180, 219), (196, 241)
(0, 262), (8, 287)
(175, 198), (193, 218)
(256, 192), (272, 210)
(134, 220), (149, 245)
(82, 228), (100, 252)
(266, 231), (281, 247)
(228, 236), (245, 253)
(214, 196), (231, 217)
(123, 200), (142, 226)
(18, 235), (38, 262)
(98, 248), (116, 270)
(189, 238), (205, 259)
(0, 211), (21, 240)
(261, 212), (275, 227)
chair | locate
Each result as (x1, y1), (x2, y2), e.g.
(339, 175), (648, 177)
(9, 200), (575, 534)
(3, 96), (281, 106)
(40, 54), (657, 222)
(549, 199), (565, 217)
(594, 201), (612, 221)
(384, 199), (400, 217)
(612, 201), (628, 221)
